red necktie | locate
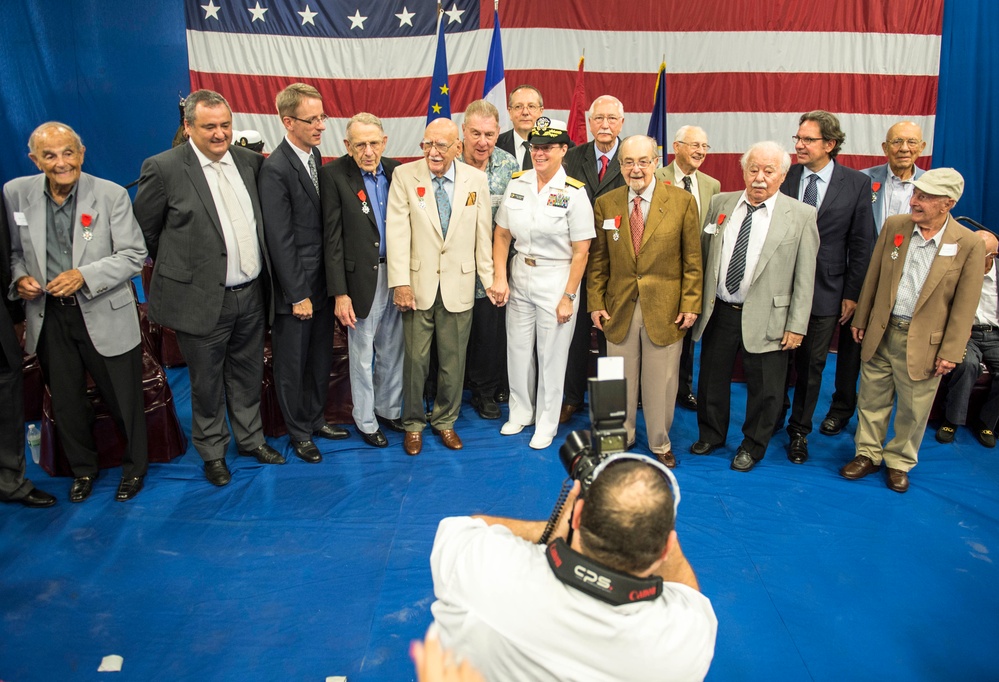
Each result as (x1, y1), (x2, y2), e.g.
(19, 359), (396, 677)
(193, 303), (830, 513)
(630, 196), (644, 256)
(598, 155), (609, 182)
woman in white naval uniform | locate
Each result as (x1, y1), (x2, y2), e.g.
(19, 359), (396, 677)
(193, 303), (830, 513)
(489, 118), (595, 449)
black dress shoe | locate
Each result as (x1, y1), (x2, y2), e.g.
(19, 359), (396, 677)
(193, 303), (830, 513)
(471, 394), (502, 420)
(975, 426), (997, 448)
(787, 434), (809, 464)
(819, 415), (848, 436)
(17, 488), (56, 508)
(376, 414), (406, 433)
(690, 440), (722, 455)
(935, 419), (957, 444)
(494, 389), (509, 403)
(730, 448), (758, 472)
(239, 443), (286, 464)
(204, 459), (231, 486)
(314, 423), (350, 440)
(360, 428), (388, 448)
(69, 475), (97, 503)
(676, 393), (698, 411)
(116, 476), (144, 502)
(292, 440), (322, 463)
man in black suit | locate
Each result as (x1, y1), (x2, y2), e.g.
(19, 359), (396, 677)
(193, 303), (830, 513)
(778, 110), (875, 463)
(320, 113), (404, 448)
(496, 85), (544, 171)
(559, 95), (627, 423)
(0, 195), (55, 508)
(260, 83), (348, 463)
(134, 89), (285, 486)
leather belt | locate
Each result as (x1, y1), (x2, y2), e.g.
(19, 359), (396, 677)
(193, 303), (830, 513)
(715, 297), (742, 311)
(46, 294), (78, 307)
(378, 257), (386, 264)
(972, 324), (997, 333)
(889, 315), (911, 330)
(226, 279), (256, 291)
(521, 254), (571, 267)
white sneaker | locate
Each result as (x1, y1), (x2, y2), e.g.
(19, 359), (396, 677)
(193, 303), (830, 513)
(529, 434), (554, 450)
(500, 421), (525, 436)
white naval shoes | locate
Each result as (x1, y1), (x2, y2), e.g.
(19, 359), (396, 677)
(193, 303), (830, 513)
(500, 421), (526, 436)
(529, 434), (554, 450)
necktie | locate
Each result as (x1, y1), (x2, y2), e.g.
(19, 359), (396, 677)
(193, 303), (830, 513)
(802, 174), (819, 207)
(682, 175), (692, 193)
(630, 196), (644, 256)
(433, 176), (451, 239)
(522, 141), (533, 170)
(308, 154), (319, 195)
(211, 162), (259, 277)
(725, 204), (762, 296)
(598, 155), (609, 182)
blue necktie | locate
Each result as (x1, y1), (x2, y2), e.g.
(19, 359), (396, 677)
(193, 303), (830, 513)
(726, 204), (762, 296)
(434, 176), (451, 239)
(802, 174), (819, 207)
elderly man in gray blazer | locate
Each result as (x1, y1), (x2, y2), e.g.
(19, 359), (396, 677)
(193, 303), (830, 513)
(4, 121), (148, 502)
(690, 141), (819, 472)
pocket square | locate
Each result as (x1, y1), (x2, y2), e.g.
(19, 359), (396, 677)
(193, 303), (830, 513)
(466, 192), (476, 206)
(704, 224), (718, 235)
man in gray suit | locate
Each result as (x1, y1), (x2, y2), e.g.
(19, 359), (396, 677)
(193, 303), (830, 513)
(655, 125), (722, 411)
(134, 90), (284, 487)
(690, 141), (819, 472)
(5, 122), (148, 502)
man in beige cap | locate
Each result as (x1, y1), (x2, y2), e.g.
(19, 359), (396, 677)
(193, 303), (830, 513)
(841, 168), (985, 492)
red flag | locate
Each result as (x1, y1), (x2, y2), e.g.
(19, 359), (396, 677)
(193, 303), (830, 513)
(566, 55), (587, 145)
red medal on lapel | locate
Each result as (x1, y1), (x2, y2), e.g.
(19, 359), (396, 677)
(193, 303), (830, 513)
(717, 213), (726, 226)
(358, 189), (370, 215)
(891, 232), (903, 260)
(80, 213), (94, 241)
(81, 214), (93, 227)
(416, 186), (426, 208)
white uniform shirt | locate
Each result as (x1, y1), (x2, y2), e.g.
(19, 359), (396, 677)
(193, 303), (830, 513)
(495, 166), (595, 261)
(430, 516), (718, 682)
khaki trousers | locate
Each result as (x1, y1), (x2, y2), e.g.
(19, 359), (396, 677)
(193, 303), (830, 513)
(855, 323), (939, 471)
(606, 300), (682, 454)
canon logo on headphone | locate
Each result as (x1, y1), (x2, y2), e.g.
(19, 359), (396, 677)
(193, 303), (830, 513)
(629, 586), (658, 601)
(574, 565), (612, 591)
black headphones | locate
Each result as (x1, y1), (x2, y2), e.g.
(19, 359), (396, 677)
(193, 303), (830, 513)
(547, 453), (681, 606)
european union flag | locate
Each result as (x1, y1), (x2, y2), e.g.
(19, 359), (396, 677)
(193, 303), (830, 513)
(427, 13), (451, 124)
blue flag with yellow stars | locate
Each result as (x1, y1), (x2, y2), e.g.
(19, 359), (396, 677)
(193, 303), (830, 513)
(647, 61), (668, 159)
(427, 12), (451, 124)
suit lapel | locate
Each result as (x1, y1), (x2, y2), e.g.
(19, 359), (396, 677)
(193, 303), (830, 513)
(345, 160), (379, 232)
(695, 170), (712, 224)
(578, 143), (599, 195)
(708, 194), (741, 287)
(817, 163), (844, 221)
(183, 145), (225, 241)
(232, 150), (265, 246)
(72, 174), (96, 267)
(751, 196), (793, 286)
(447, 165), (470, 245)
(912, 222), (960, 316)
(417, 163), (443, 238)
(24, 178), (49, 279)
(639, 185), (668, 251)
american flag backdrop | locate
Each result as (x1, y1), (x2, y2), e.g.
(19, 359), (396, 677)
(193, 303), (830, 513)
(185, 0), (944, 191)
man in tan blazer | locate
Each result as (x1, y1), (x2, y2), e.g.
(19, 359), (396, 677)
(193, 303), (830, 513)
(386, 117), (494, 455)
(690, 141), (819, 472)
(655, 125), (721, 411)
(589, 136), (702, 467)
(842, 168), (984, 493)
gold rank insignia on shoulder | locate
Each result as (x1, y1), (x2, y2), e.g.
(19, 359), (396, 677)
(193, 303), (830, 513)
(565, 177), (584, 189)
(511, 170), (527, 179)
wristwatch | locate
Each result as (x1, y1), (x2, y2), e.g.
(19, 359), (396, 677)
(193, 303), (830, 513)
(563, 292), (577, 301)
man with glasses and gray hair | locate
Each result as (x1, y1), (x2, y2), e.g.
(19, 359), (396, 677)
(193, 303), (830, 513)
(386, 118), (493, 456)
(588, 135), (702, 468)
(321, 113), (404, 448)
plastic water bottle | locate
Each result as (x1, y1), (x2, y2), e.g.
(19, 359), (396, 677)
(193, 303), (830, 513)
(27, 424), (41, 464)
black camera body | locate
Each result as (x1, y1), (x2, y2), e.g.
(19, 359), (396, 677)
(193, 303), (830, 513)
(558, 377), (628, 496)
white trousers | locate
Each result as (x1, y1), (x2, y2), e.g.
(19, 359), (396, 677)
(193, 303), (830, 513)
(348, 264), (404, 434)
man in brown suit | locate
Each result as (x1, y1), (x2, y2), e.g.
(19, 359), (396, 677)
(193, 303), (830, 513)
(588, 135), (702, 467)
(842, 168), (985, 493)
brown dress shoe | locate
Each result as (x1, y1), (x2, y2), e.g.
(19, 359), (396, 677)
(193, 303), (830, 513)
(558, 403), (579, 424)
(885, 468), (910, 493)
(654, 450), (676, 469)
(432, 427), (463, 450)
(840, 456), (880, 480)
(404, 431), (422, 456)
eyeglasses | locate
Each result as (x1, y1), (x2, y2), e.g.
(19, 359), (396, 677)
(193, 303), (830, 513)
(350, 140), (384, 151)
(510, 103), (541, 113)
(529, 144), (560, 154)
(677, 141), (710, 151)
(590, 115), (622, 124)
(792, 135), (824, 145)
(420, 140), (457, 154)
(620, 159), (656, 169)
(888, 138), (923, 149)
(289, 114), (329, 127)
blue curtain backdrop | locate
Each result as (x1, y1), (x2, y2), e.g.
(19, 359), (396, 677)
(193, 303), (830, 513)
(0, 0), (995, 227)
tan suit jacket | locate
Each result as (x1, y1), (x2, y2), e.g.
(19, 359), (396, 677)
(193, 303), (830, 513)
(386, 160), (493, 312)
(853, 214), (985, 381)
(655, 162), (721, 226)
(693, 192), (819, 354)
(589, 182), (702, 346)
